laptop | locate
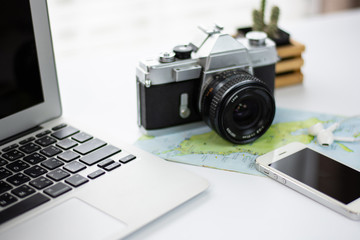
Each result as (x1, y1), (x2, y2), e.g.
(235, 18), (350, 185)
(0, 0), (209, 239)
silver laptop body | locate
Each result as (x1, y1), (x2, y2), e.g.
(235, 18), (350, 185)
(0, 1), (208, 239)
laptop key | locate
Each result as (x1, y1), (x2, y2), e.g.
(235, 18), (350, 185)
(35, 130), (51, 138)
(35, 136), (57, 147)
(2, 150), (25, 161)
(73, 138), (106, 155)
(6, 160), (30, 172)
(52, 123), (67, 131)
(80, 145), (121, 166)
(0, 158), (8, 167)
(40, 146), (62, 157)
(51, 126), (79, 140)
(41, 158), (64, 170)
(44, 182), (72, 198)
(11, 184), (36, 198)
(65, 174), (89, 187)
(63, 161), (86, 173)
(47, 169), (70, 181)
(23, 153), (46, 165)
(29, 176), (53, 190)
(97, 159), (114, 168)
(19, 143), (41, 154)
(24, 165), (48, 178)
(104, 162), (121, 171)
(2, 144), (19, 153)
(19, 137), (35, 145)
(0, 193), (50, 225)
(7, 173), (31, 186)
(0, 193), (17, 207)
(119, 154), (136, 164)
(0, 168), (13, 180)
(87, 169), (105, 179)
(0, 180), (13, 194)
(56, 138), (78, 150)
(57, 150), (80, 162)
(72, 132), (93, 143)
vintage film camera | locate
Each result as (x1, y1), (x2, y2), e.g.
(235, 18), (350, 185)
(136, 25), (278, 144)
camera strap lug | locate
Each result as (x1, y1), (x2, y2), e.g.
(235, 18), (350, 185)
(145, 79), (152, 88)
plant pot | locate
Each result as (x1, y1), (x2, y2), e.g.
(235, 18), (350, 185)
(234, 27), (305, 88)
(236, 27), (290, 46)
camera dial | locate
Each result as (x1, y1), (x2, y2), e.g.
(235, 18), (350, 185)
(159, 52), (176, 63)
(246, 31), (267, 46)
(173, 45), (193, 59)
(201, 70), (275, 144)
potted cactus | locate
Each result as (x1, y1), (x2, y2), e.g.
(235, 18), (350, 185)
(251, 0), (290, 46)
(235, 0), (305, 88)
(237, 0), (290, 46)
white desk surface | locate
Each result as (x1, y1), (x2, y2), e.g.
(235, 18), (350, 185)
(55, 9), (360, 240)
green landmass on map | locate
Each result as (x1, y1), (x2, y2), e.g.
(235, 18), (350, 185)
(168, 117), (322, 156)
(337, 143), (353, 152)
(135, 109), (360, 176)
(138, 135), (155, 141)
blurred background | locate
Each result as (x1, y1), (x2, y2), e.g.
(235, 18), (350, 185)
(44, 0), (360, 142)
(47, 0), (360, 58)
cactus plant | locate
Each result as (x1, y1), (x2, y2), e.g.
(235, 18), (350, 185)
(252, 0), (280, 39)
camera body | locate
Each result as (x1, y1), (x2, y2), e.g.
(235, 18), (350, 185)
(136, 26), (278, 144)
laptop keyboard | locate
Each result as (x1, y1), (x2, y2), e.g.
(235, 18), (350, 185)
(0, 123), (136, 224)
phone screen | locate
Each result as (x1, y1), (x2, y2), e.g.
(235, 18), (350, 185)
(270, 148), (360, 204)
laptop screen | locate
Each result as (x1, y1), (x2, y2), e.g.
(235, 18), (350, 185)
(0, 0), (44, 120)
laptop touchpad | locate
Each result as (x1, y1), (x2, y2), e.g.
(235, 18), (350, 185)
(1, 198), (127, 240)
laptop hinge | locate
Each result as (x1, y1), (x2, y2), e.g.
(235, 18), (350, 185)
(0, 126), (42, 147)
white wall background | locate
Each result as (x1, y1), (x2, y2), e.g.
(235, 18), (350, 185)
(47, 0), (322, 58)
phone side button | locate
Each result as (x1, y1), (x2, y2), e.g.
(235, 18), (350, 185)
(273, 174), (278, 180)
(279, 177), (286, 185)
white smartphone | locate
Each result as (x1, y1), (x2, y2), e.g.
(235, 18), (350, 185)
(255, 142), (360, 220)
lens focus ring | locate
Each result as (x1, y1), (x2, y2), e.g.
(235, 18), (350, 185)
(208, 71), (263, 123)
(201, 70), (275, 144)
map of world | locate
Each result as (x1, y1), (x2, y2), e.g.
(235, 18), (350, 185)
(135, 108), (360, 176)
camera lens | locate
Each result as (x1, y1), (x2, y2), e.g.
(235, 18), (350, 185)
(233, 97), (260, 128)
(201, 70), (275, 144)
